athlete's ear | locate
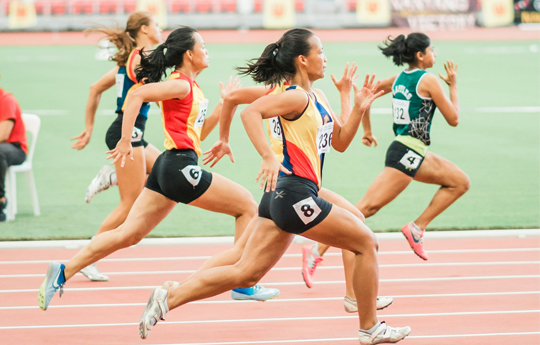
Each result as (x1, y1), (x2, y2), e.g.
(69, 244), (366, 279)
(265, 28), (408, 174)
(416, 51), (424, 63)
(297, 55), (308, 67)
(139, 25), (148, 35)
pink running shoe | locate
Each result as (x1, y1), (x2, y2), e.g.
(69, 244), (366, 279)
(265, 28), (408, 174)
(302, 244), (323, 288)
(401, 222), (428, 260)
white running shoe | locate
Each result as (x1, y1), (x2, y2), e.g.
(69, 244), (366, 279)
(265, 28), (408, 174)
(80, 263), (109, 282)
(139, 287), (169, 339)
(231, 284), (280, 301)
(344, 296), (394, 313)
(358, 322), (411, 344)
(86, 165), (116, 203)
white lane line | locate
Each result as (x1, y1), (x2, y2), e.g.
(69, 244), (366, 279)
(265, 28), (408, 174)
(2, 261), (538, 279)
(2, 247), (538, 265)
(2, 291), (538, 310)
(1, 310), (538, 330)
(2, 275), (539, 293)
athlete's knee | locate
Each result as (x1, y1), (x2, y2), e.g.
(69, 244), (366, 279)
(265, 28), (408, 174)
(117, 226), (145, 247)
(350, 225), (379, 255)
(235, 267), (264, 287)
(458, 173), (471, 195)
(236, 190), (257, 218)
(358, 202), (381, 218)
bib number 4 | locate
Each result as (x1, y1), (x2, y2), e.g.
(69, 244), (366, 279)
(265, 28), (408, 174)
(194, 100), (208, 128)
(399, 150), (423, 170)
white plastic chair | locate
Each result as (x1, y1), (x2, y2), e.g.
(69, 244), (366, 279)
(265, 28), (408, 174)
(5, 113), (41, 221)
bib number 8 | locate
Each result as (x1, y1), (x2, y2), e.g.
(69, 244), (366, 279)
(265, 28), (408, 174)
(293, 197), (322, 225)
(392, 99), (411, 125)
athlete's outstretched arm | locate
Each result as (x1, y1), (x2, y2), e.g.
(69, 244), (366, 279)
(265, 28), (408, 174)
(107, 79), (191, 167)
(329, 62), (358, 123)
(422, 60), (459, 126)
(332, 74), (384, 152)
(71, 66), (118, 150)
(203, 85), (269, 167)
(360, 75), (396, 148)
(240, 90), (308, 191)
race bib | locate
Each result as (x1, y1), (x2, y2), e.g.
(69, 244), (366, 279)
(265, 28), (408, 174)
(293, 197), (322, 225)
(393, 99), (411, 125)
(194, 100), (208, 128)
(181, 165), (203, 188)
(269, 117), (282, 141)
(115, 74), (124, 98)
(316, 122), (334, 155)
(131, 127), (143, 143)
(399, 150), (423, 170)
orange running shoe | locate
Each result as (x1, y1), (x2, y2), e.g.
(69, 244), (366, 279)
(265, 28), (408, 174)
(401, 222), (428, 260)
(302, 244), (323, 288)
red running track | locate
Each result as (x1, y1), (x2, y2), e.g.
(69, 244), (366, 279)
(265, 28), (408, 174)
(0, 236), (539, 345)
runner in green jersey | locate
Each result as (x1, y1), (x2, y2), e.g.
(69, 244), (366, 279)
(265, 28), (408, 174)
(356, 33), (470, 260)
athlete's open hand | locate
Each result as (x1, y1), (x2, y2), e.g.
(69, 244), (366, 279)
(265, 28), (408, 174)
(362, 132), (378, 147)
(220, 75), (242, 100)
(257, 156), (291, 192)
(331, 62), (358, 95)
(203, 140), (234, 167)
(439, 60), (458, 87)
(70, 129), (92, 150)
(106, 138), (133, 168)
(353, 74), (384, 113)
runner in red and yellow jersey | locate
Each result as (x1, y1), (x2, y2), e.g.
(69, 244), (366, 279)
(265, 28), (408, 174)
(139, 28), (410, 344)
(38, 27), (279, 312)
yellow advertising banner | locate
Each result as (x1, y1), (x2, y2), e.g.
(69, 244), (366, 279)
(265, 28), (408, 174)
(263, 0), (296, 29)
(482, 0), (514, 27)
(356, 0), (391, 25)
(8, 0), (37, 29)
(137, 0), (167, 29)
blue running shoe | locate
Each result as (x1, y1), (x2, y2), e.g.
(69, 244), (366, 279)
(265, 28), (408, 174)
(231, 284), (280, 301)
(38, 262), (66, 310)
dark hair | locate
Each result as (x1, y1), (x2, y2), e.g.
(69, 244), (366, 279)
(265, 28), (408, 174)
(237, 28), (314, 85)
(380, 33), (431, 66)
(85, 11), (153, 67)
(136, 26), (198, 84)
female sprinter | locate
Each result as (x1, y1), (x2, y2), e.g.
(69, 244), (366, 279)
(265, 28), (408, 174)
(137, 28), (410, 344)
(356, 33), (469, 260)
(69, 11), (162, 281)
(38, 26), (279, 311)
(202, 63), (392, 313)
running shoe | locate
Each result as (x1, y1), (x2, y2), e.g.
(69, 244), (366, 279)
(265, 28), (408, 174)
(358, 321), (411, 344)
(401, 222), (428, 260)
(86, 165), (116, 203)
(38, 262), (66, 310)
(80, 263), (109, 282)
(301, 244), (323, 288)
(139, 287), (169, 339)
(344, 296), (394, 313)
(231, 284), (280, 301)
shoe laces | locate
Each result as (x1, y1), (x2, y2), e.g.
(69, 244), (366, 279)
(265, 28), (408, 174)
(59, 284), (64, 298)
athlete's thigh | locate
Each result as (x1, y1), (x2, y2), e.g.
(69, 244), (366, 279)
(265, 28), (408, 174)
(189, 172), (255, 216)
(358, 167), (413, 208)
(302, 206), (375, 254)
(115, 146), (146, 201)
(236, 218), (295, 277)
(414, 152), (467, 186)
(319, 187), (364, 221)
(120, 188), (177, 240)
(144, 143), (161, 173)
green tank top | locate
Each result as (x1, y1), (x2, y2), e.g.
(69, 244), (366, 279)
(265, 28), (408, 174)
(392, 69), (436, 146)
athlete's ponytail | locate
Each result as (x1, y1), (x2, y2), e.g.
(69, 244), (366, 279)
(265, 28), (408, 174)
(85, 11), (153, 67)
(136, 26), (197, 84)
(380, 33), (431, 66)
(237, 28), (314, 85)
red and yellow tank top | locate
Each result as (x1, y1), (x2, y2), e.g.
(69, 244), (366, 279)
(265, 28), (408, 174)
(265, 82), (290, 163)
(279, 86), (333, 189)
(160, 72), (208, 156)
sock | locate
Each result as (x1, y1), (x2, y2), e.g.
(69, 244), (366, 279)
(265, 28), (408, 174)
(360, 321), (381, 334)
(110, 172), (118, 186)
(311, 243), (321, 258)
(411, 222), (423, 236)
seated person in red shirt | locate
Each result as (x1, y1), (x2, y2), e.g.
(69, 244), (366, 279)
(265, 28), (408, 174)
(0, 87), (28, 221)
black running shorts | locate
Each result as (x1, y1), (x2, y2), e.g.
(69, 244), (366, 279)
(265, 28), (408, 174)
(385, 140), (425, 178)
(258, 175), (332, 234)
(145, 149), (213, 204)
(105, 113), (148, 150)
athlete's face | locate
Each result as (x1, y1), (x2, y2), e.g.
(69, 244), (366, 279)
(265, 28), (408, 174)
(145, 17), (162, 45)
(189, 32), (209, 70)
(305, 35), (327, 80)
(418, 45), (436, 69)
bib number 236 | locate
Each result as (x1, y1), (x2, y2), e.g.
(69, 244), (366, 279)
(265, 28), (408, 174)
(317, 122), (334, 155)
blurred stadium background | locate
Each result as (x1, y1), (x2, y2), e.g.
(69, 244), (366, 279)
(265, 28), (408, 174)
(0, 0), (538, 240)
